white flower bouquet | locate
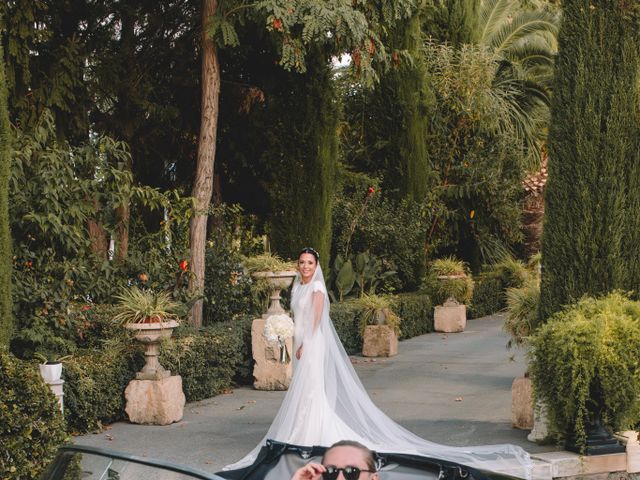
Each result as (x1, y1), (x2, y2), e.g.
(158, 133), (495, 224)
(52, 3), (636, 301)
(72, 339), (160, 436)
(264, 314), (294, 363)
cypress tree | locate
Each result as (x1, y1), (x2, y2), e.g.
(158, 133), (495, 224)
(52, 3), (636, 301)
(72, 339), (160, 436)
(539, 0), (640, 320)
(0, 41), (13, 346)
(267, 49), (338, 266)
(350, 7), (436, 201)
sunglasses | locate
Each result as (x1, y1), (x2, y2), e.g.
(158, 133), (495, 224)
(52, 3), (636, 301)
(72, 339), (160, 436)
(322, 466), (375, 480)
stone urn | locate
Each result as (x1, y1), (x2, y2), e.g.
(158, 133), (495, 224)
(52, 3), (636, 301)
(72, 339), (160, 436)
(252, 270), (297, 318)
(126, 320), (179, 380)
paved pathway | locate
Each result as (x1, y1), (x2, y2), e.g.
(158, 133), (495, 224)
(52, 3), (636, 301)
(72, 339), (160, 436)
(74, 313), (559, 473)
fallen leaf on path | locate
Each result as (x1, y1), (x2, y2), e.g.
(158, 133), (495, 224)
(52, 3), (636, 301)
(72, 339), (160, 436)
(223, 388), (234, 394)
(236, 405), (245, 410)
(455, 396), (463, 402)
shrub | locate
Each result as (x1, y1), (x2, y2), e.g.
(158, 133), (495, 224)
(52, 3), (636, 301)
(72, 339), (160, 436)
(330, 292), (434, 354)
(203, 242), (266, 324)
(161, 317), (253, 401)
(503, 280), (541, 348)
(469, 257), (529, 318)
(0, 350), (68, 479)
(423, 257), (474, 306)
(529, 292), (640, 450)
(63, 342), (142, 433)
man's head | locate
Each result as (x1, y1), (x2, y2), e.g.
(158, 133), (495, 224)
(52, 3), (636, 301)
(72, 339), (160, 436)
(320, 441), (378, 480)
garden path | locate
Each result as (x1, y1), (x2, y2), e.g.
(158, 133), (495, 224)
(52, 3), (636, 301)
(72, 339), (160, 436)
(74, 313), (559, 473)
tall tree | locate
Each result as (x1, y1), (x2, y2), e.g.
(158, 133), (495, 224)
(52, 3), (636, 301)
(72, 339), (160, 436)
(190, 0), (221, 328)
(539, 0), (640, 320)
(0, 40), (13, 347)
(187, 0), (421, 325)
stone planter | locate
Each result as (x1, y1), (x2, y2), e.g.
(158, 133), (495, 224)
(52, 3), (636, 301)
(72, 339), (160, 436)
(39, 362), (63, 383)
(362, 325), (398, 357)
(252, 270), (297, 318)
(511, 374), (534, 429)
(252, 317), (293, 390)
(434, 298), (467, 333)
(126, 320), (179, 380)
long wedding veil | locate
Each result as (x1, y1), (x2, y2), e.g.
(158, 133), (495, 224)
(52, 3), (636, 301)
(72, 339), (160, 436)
(224, 265), (533, 479)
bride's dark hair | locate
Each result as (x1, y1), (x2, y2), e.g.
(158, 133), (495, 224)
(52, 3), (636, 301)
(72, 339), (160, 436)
(299, 247), (319, 262)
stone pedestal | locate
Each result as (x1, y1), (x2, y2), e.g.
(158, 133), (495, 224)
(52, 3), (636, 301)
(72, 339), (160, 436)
(252, 318), (293, 390)
(615, 431), (640, 473)
(125, 375), (185, 425)
(528, 400), (550, 442)
(362, 325), (398, 357)
(434, 300), (466, 333)
(511, 375), (534, 429)
(48, 379), (65, 414)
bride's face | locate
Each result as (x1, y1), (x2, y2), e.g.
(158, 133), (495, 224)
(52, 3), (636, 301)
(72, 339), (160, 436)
(298, 253), (317, 283)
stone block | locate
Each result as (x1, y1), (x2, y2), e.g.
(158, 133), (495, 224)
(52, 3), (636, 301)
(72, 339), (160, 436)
(125, 375), (185, 425)
(616, 431), (640, 473)
(252, 318), (293, 391)
(434, 303), (466, 333)
(511, 375), (534, 429)
(362, 325), (398, 357)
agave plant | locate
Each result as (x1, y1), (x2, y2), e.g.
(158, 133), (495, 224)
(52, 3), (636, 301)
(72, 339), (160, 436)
(355, 294), (401, 336)
(112, 287), (182, 325)
(241, 253), (296, 274)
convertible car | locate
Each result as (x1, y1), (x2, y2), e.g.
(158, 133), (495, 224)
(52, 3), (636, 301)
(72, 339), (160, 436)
(43, 441), (510, 480)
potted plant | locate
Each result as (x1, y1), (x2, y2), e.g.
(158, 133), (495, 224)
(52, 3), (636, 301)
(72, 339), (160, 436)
(34, 353), (72, 383)
(529, 292), (640, 454)
(356, 294), (401, 357)
(242, 253), (297, 318)
(426, 257), (473, 332)
(113, 287), (183, 380)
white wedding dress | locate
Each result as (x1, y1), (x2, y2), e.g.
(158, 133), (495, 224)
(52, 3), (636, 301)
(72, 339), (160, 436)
(224, 266), (533, 479)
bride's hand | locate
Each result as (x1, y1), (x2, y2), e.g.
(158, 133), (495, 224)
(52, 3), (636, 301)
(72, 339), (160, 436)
(291, 462), (325, 480)
(296, 346), (303, 360)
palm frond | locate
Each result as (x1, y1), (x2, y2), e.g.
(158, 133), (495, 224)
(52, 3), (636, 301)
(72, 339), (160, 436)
(487, 10), (559, 57)
(478, 0), (516, 45)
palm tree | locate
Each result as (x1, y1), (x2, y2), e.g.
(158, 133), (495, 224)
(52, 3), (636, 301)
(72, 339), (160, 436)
(476, 0), (559, 167)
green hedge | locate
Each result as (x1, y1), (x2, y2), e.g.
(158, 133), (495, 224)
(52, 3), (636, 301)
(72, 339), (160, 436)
(161, 317), (253, 402)
(468, 274), (504, 319)
(63, 343), (142, 433)
(0, 350), (68, 480)
(331, 292), (433, 354)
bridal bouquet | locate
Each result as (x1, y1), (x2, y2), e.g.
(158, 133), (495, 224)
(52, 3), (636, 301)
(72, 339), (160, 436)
(264, 314), (294, 363)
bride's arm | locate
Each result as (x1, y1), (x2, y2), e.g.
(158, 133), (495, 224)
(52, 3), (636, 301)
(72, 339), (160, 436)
(312, 291), (325, 333)
(298, 291), (325, 359)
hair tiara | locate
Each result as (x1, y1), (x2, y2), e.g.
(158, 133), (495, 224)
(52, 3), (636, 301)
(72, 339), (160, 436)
(299, 247), (320, 261)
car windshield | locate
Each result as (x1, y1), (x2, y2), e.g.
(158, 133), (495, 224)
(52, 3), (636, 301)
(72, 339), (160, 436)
(42, 445), (224, 480)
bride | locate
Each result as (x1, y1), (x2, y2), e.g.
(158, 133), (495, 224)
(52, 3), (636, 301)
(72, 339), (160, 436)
(225, 247), (533, 479)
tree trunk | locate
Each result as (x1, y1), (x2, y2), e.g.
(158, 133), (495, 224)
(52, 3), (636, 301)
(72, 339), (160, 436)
(189, 0), (220, 328)
(115, 203), (130, 262)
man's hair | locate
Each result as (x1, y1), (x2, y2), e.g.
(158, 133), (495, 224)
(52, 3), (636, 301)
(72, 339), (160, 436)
(322, 440), (376, 471)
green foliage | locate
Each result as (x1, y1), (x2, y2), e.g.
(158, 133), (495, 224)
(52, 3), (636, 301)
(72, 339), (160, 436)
(210, 0), (420, 85)
(353, 294), (402, 335)
(331, 171), (439, 291)
(503, 279), (541, 348)
(340, 6), (436, 201)
(112, 287), (183, 325)
(0, 349), (68, 479)
(424, 42), (530, 267)
(424, 257), (474, 305)
(63, 343), (142, 433)
(161, 318), (253, 401)
(539, 0), (640, 320)
(0, 41), (12, 346)
(529, 293), (640, 450)
(241, 253), (295, 273)
(266, 51), (338, 266)
(8, 114), (192, 358)
(469, 256), (529, 318)
(330, 292), (433, 354)
(203, 242), (266, 324)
